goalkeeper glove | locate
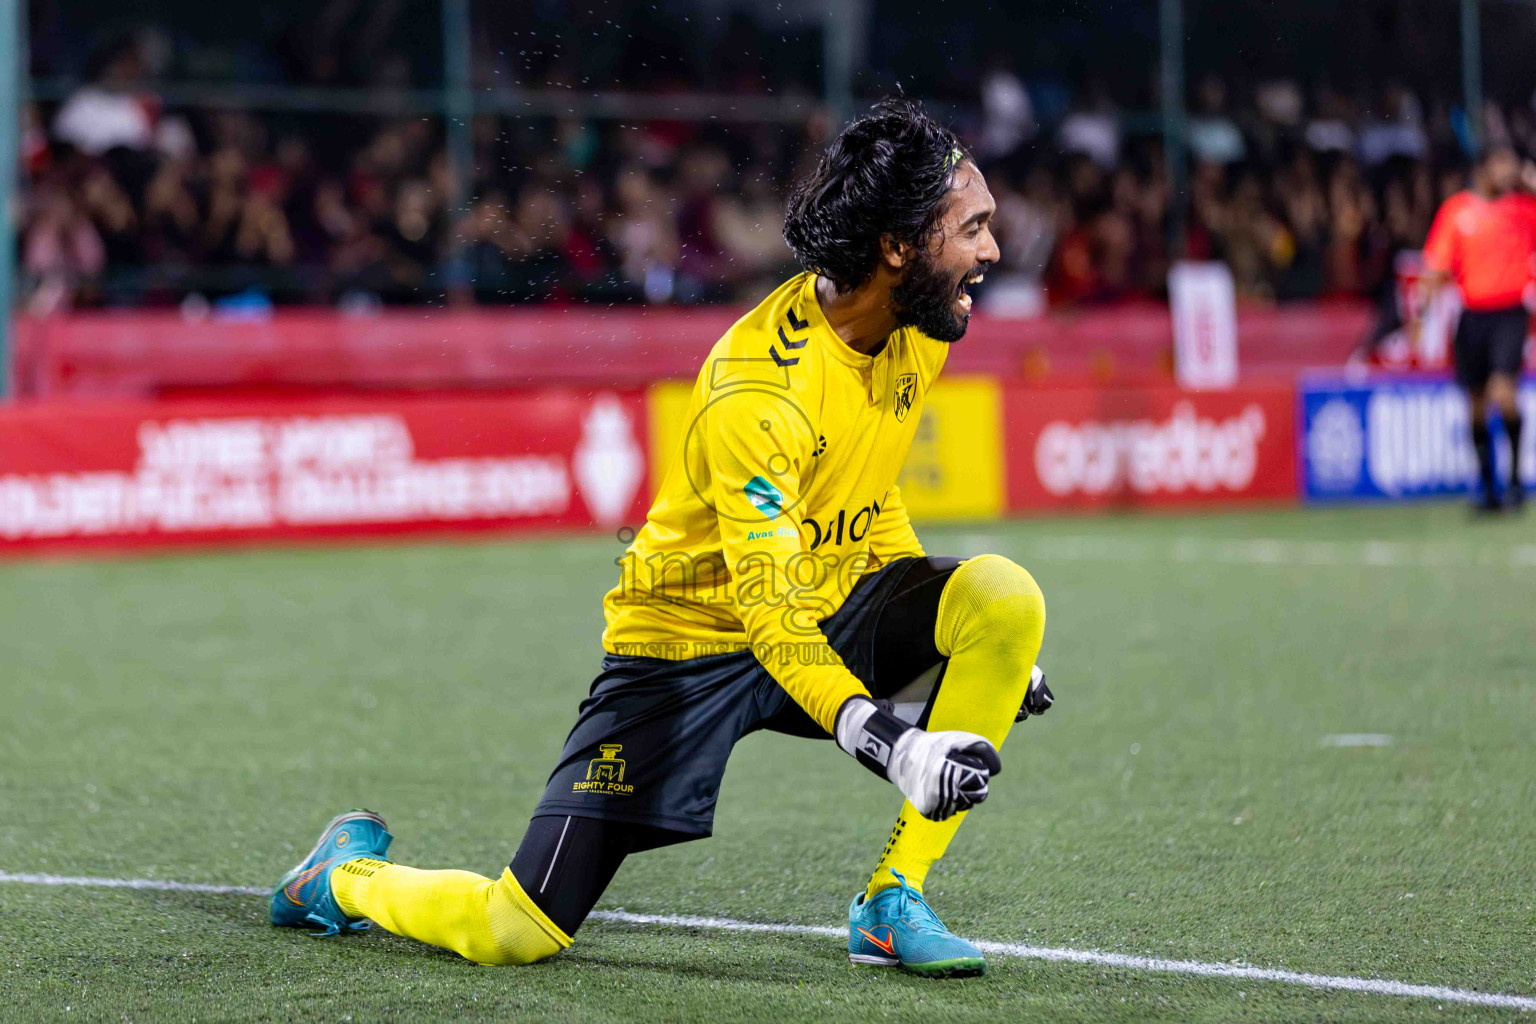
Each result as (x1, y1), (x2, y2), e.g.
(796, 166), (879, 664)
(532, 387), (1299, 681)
(1016, 664), (1055, 722)
(834, 696), (1001, 822)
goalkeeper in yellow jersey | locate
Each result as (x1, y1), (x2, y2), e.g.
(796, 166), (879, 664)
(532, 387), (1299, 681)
(270, 99), (1053, 978)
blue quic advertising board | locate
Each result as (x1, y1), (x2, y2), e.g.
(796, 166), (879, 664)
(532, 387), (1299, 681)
(1298, 375), (1536, 502)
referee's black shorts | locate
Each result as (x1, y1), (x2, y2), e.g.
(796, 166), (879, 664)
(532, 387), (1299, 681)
(531, 556), (960, 843)
(1454, 306), (1529, 390)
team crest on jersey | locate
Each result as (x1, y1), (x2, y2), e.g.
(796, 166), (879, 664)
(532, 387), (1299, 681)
(893, 374), (918, 422)
(573, 744), (634, 795)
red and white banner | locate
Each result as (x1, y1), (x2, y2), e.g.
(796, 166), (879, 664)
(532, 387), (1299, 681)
(0, 389), (649, 554)
(1168, 261), (1239, 389)
(16, 303), (1373, 399)
(1003, 384), (1297, 510)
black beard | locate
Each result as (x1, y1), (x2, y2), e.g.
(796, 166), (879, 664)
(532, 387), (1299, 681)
(890, 250), (971, 343)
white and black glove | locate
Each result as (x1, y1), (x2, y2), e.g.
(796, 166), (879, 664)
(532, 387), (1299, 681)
(1015, 664), (1055, 723)
(834, 696), (1001, 822)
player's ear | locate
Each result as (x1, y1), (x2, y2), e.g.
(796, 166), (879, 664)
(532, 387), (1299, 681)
(878, 234), (910, 271)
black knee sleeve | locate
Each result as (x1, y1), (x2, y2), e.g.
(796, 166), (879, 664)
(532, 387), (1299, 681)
(510, 815), (682, 935)
(510, 815), (630, 935)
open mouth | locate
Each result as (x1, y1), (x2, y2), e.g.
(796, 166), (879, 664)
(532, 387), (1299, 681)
(956, 271), (985, 313)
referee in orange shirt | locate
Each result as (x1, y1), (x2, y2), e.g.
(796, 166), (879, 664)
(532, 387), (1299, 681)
(1421, 145), (1536, 511)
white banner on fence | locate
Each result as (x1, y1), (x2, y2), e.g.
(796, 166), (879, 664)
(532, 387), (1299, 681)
(1169, 261), (1239, 389)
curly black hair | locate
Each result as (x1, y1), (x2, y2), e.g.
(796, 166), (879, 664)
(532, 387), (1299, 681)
(782, 99), (967, 293)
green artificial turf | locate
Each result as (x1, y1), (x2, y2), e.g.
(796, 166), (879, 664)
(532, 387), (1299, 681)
(2, 503), (1533, 1022)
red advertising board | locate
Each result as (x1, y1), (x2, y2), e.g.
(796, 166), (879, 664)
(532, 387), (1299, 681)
(15, 303), (1372, 399)
(1002, 383), (1298, 510)
(0, 389), (649, 554)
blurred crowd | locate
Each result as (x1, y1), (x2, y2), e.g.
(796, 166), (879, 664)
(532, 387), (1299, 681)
(977, 72), (1536, 313)
(23, 29), (1536, 314)
(23, 60), (823, 313)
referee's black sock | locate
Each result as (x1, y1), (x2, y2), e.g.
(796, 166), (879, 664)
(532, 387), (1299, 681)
(1471, 421), (1497, 497)
(1507, 415), (1524, 488)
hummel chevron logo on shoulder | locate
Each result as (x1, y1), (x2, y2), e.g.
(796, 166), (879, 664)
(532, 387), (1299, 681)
(772, 308), (810, 367)
(777, 326), (807, 351)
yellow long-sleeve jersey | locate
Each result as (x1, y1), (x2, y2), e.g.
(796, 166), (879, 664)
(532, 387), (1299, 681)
(603, 272), (949, 733)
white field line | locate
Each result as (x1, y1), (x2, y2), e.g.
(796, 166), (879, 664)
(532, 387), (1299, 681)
(1321, 734), (1394, 748)
(3, 871), (1534, 1011)
(985, 535), (1536, 570)
(0, 871), (266, 896)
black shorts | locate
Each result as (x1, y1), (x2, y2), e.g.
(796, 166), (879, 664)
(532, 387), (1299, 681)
(531, 556), (959, 840)
(1454, 306), (1529, 390)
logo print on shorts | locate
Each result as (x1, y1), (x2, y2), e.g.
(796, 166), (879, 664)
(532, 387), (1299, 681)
(893, 374), (918, 422)
(573, 744), (634, 796)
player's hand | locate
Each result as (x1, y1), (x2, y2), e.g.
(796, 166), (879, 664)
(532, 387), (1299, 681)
(888, 727), (1002, 821)
(1015, 664), (1054, 723)
(834, 697), (1001, 822)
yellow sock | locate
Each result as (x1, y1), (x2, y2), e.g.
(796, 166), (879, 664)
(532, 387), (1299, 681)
(331, 858), (571, 966)
(867, 555), (1045, 898)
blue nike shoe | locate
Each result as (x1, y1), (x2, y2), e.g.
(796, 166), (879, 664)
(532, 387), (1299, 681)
(270, 809), (393, 937)
(848, 869), (985, 977)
